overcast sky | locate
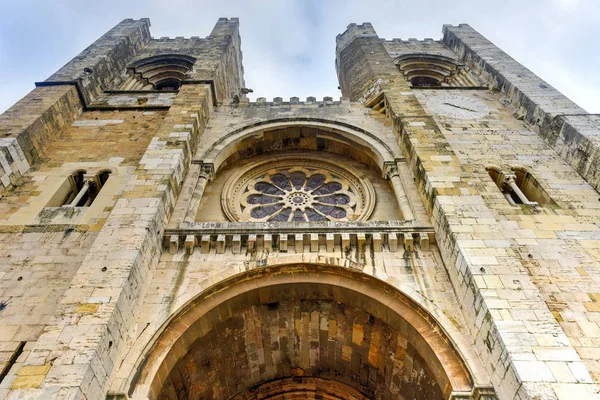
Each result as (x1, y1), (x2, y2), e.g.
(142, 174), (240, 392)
(0, 0), (598, 113)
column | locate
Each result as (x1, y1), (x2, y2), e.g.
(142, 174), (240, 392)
(65, 179), (93, 207)
(385, 164), (415, 221)
(504, 174), (536, 205)
(183, 166), (213, 225)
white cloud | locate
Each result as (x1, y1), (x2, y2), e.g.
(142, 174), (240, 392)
(554, 0), (580, 10)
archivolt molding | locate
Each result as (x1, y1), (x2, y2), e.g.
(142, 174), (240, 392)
(394, 53), (482, 87)
(119, 54), (197, 90)
(125, 264), (491, 400)
(221, 155), (376, 223)
(197, 118), (400, 172)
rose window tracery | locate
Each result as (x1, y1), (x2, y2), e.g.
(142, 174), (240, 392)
(222, 157), (375, 222)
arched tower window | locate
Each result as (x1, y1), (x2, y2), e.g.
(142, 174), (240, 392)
(47, 169), (112, 208)
(512, 167), (554, 205)
(487, 167), (553, 206)
(118, 54), (196, 91)
(395, 54), (482, 87)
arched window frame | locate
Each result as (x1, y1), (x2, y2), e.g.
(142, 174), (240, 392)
(394, 53), (483, 87)
(47, 169), (113, 208)
(486, 166), (553, 206)
(118, 54), (196, 91)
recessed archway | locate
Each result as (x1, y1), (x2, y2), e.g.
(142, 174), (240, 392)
(127, 264), (480, 400)
(198, 118), (400, 174)
(119, 54), (196, 90)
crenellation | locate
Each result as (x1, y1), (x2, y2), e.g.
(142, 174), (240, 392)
(233, 96), (348, 107)
(335, 22), (378, 55)
(45, 18), (152, 105)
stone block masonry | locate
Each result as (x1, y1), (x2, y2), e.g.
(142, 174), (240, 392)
(443, 24), (600, 193)
(1, 15), (600, 400)
(337, 21), (600, 399)
(2, 84), (212, 399)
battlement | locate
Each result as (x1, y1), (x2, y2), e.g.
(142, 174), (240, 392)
(151, 36), (204, 42)
(120, 18), (151, 27)
(147, 18), (240, 42)
(382, 35), (460, 62)
(336, 22), (376, 39)
(235, 96), (351, 106)
(216, 17), (240, 22)
(335, 22), (378, 53)
(383, 37), (438, 44)
(210, 17), (240, 37)
(442, 23), (474, 34)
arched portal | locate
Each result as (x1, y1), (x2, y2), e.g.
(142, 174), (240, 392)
(128, 265), (478, 400)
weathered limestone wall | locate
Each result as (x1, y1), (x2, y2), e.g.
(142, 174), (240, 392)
(125, 92), (481, 397)
(442, 24), (600, 193)
(196, 98), (400, 169)
(43, 16), (243, 109)
(383, 38), (459, 60)
(0, 16), (247, 400)
(0, 230), (98, 398)
(45, 19), (152, 105)
(109, 238), (483, 397)
(336, 23), (400, 102)
(125, 18), (244, 104)
(164, 98), (429, 228)
(336, 22), (600, 399)
(547, 114), (600, 194)
(199, 18), (245, 103)
(415, 87), (600, 385)
(90, 92), (176, 108)
(4, 83), (213, 399)
(0, 86), (82, 192)
(0, 109), (166, 226)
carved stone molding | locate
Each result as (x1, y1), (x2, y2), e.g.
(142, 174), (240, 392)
(383, 162), (399, 179)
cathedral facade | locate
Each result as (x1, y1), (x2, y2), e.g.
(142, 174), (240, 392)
(0, 17), (599, 400)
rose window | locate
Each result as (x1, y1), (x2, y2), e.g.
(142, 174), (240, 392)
(221, 157), (375, 222)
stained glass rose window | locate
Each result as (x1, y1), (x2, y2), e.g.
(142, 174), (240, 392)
(221, 157), (375, 223)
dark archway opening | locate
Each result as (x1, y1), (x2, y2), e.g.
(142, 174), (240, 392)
(237, 377), (370, 400)
(132, 265), (478, 400)
(156, 283), (448, 400)
(155, 79), (181, 91)
(410, 76), (440, 87)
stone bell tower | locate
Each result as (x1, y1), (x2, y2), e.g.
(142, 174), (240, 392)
(336, 21), (600, 400)
(0, 16), (599, 400)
